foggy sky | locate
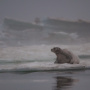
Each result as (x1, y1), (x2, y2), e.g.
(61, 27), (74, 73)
(0, 0), (90, 23)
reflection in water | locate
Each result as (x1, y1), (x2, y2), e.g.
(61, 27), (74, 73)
(54, 76), (78, 90)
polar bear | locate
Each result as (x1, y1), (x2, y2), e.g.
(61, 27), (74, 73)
(51, 47), (79, 64)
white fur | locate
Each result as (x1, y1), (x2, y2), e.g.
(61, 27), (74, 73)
(63, 49), (79, 64)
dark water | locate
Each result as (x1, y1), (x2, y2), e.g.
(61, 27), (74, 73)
(0, 70), (90, 90)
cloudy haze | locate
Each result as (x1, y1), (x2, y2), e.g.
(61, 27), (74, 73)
(0, 0), (90, 23)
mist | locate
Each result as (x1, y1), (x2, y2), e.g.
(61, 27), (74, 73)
(0, 0), (90, 23)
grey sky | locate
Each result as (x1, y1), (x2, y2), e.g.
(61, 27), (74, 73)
(0, 0), (90, 23)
